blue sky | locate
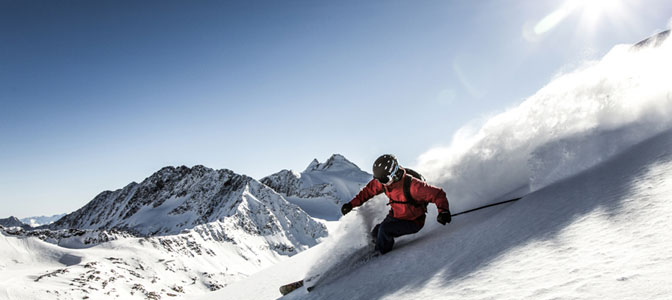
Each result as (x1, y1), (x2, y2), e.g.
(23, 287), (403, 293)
(1, 0), (670, 217)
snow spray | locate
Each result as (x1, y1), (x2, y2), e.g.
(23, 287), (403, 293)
(303, 195), (388, 281)
(416, 29), (672, 213)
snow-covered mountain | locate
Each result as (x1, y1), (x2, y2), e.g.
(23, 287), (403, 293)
(49, 165), (326, 250)
(261, 154), (372, 220)
(0, 216), (30, 229)
(20, 213), (66, 227)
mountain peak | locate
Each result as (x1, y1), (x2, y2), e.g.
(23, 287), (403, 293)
(0, 216), (28, 228)
(306, 159), (320, 171)
(151, 165), (214, 178)
(49, 165), (250, 236)
(304, 154), (359, 172)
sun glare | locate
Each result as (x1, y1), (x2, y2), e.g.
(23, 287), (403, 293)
(531, 0), (631, 38)
(573, 0), (627, 28)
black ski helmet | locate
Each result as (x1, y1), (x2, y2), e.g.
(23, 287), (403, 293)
(372, 154), (400, 184)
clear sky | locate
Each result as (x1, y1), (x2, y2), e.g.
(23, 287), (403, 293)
(1, 0), (670, 218)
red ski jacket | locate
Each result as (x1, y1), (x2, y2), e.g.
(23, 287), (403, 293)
(349, 170), (450, 226)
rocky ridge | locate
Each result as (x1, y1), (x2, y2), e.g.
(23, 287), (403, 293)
(47, 165), (326, 255)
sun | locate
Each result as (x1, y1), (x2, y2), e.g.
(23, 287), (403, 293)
(572, 0), (628, 28)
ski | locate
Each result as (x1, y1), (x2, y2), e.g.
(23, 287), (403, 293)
(278, 245), (378, 295)
(279, 278), (305, 295)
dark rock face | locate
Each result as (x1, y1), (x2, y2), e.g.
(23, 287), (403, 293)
(1, 226), (134, 248)
(633, 30), (670, 49)
(261, 169), (302, 196)
(0, 216), (30, 229)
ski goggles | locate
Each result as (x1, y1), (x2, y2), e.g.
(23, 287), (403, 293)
(375, 163), (399, 185)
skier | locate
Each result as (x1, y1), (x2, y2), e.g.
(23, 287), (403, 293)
(341, 154), (452, 255)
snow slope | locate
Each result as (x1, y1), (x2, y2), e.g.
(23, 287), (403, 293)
(261, 154), (372, 221)
(0, 225), (295, 299)
(203, 119), (672, 300)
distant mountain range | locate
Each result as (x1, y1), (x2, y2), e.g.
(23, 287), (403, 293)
(20, 213), (66, 227)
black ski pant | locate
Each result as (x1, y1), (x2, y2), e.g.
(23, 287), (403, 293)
(371, 215), (423, 255)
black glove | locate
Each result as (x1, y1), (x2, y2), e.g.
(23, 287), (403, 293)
(437, 211), (451, 225)
(341, 203), (353, 216)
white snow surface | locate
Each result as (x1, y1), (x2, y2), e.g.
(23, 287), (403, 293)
(198, 33), (672, 300)
(0, 224), (290, 299)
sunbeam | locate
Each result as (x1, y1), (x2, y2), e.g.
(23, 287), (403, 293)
(530, 0), (634, 38)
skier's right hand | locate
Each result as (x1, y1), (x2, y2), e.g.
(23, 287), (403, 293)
(341, 203), (353, 215)
(437, 211), (451, 225)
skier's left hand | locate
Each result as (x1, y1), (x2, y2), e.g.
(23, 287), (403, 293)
(341, 203), (353, 215)
(437, 211), (451, 225)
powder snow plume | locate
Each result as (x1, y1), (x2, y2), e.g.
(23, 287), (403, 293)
(303, 194), (389, 281)
(416, 30), (672, 214)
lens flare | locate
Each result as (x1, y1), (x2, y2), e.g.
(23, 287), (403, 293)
(530, 0), (631, 38)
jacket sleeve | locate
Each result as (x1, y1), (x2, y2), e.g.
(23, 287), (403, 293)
(410, 179), (450, 213)
(350, 179), (384, 207)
